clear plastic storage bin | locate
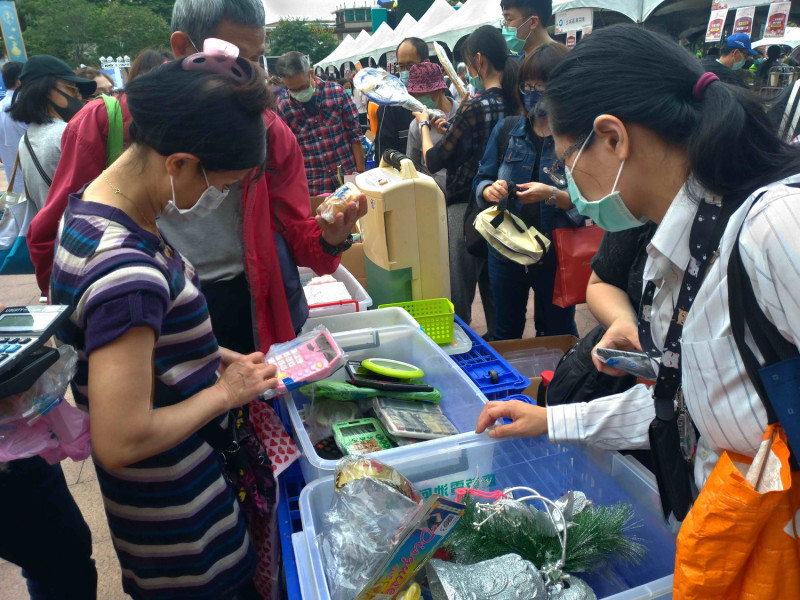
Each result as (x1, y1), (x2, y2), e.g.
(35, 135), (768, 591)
(300, 265), (372, 318)
(302, 307), (418, 335)
(283, 322), (490, 483)
(298, 435), (677, 600)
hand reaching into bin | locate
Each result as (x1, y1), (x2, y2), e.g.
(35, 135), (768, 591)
(475, 400), (548, 439)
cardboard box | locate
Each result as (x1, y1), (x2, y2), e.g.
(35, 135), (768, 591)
(341, 239), (367, 290)
(490, 336), (577, 397)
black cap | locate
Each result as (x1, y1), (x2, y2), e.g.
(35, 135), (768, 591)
(19, 55), (97, 96)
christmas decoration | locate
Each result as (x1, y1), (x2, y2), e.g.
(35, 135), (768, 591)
(427, 554), (546, 600)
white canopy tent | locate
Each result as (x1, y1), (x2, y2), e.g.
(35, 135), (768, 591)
(425, 0), (499, 50)
(316, 34), (356, 70)
(752, 28), (800, 50)
(377, 13), (418, 57)
(317, 29), (373, 69)
(404, 0), (458, 40)
(341, 21), (394, 65)
(552, 0), (668, 23)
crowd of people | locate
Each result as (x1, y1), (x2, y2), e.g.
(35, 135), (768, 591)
(1, 0), (800, 598)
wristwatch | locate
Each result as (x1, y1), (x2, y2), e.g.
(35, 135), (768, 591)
(321, 234), (354, 256)
(419, 120), (431, 129)
(546, 186), (558, 206)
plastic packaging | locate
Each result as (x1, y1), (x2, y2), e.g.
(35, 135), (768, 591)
(261, 326), (347, 400)
(353, 67), (447, 120)
(318, 456), (422, 600)
(317, 183), (361, 224)
(0, 345), (91, 464)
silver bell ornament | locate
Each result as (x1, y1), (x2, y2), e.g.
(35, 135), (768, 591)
(427, 554), (546, 600)
(547, 575), (597, 600)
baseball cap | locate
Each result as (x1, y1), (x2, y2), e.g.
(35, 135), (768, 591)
(20, 55), (97, 96)
(407, 62), (447, 95)
(724, 33), (759, 56)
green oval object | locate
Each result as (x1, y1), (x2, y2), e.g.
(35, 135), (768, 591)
(361, 358), (424, 380)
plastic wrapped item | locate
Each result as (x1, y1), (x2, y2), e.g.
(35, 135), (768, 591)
(299, 399), (360, 444)
(319, 456), (422, 600)
(317, 183), (361, 224)
(353, 68), (446, 120)
(0, 345), (91, 464)
(261, 326), (347, 400)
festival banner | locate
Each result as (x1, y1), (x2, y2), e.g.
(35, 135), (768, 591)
(706, 8), (729, 43)
(733, 6), (756, 36)
(765, 1), (791, 38)
(555, 8), (592, 35)
(713, 0), (772, 8)
(0, 1), (26, 62)
(566, 31), (578, 49)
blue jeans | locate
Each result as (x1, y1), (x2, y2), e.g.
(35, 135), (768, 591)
(488, 247), (578, 340)
(0, 456), (97, 599)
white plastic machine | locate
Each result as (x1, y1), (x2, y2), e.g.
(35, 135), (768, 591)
(355, 151), (450, 306)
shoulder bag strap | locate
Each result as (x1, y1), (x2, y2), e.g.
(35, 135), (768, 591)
(6, 151), (20, 193)
(23, 132), (52, 187)
(101, 95), (124, 166)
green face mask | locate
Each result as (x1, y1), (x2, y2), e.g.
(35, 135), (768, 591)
(565, 131), (649, 232)
(418, 94), (437, 109)
(290, 78), (315, 103)
(345, 88), (353, 97)
(468, 72), (484, 92)
(502, 17), (532, 54)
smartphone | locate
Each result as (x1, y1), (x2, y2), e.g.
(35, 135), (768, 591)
(594, 347), (657, 380)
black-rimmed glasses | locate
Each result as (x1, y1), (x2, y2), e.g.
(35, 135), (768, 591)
(543, 135), (588, 187)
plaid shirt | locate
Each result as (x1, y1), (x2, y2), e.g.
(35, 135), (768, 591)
(276, 78), (361, 195)
(426, 88), (508, 203)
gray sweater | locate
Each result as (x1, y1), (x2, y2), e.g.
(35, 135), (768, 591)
(18, 119), (67, 213)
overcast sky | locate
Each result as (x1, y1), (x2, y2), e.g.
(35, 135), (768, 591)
(263, 0), (347, 22)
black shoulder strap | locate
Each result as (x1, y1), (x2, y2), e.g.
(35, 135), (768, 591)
(497, 116), (522, 164)
(23, 132), (52, 188)
(728, 184), (800, 423)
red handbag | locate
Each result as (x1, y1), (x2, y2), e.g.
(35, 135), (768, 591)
(551, 225), (605, 308)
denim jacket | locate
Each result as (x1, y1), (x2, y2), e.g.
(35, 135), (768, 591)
(472, 117), (583, 234)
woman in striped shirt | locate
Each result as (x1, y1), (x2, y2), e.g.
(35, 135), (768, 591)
(51, 47), (277, 599)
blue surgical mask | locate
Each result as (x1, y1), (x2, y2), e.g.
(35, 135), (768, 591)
(523, 90), (543, 114)
(565, 130), (648, 232)
(502, 17), (532, 54)
(398, 70), (410, 86)
(345, 88), (353, 97)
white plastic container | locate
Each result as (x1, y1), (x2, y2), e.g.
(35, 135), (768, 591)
(283, 323), (490, 483)
(299, 265), (372, 318)
(298, 435), (676, 600)
(302, 306), (418, 335)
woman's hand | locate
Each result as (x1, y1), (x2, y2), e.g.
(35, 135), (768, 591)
(219, 347), (242, 375)
(483, 180), (508, 203)
(431, 117), (448, 135)
(315, 194), (368, 247)
(215, 352), (277, 409)
(516, 182), (554, 204)
(592, 318), (642, 377)
(475, 400), (548, 439)
(412, 106), (430, 124)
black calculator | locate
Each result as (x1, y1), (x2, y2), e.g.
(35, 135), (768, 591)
(0, 305), (72, 379)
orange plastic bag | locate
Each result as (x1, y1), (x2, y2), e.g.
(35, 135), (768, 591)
(674, 424), (800, 599)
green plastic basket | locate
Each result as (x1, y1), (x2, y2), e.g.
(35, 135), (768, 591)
(378, 298), (455, 344)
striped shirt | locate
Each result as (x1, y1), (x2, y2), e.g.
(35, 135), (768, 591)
(547, 175), (800, 490)
(51, 195), (255, 600)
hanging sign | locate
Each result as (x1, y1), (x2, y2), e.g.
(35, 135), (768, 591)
(554, 8), (593, 35)
(765, 1), (791, 38)
(733, 6), (756, 36)
(581, 24), (593, 38)
(386, 50), (397, 73)
(566, 31), (578, 49)
(706, 8), (729, 43)
(0, 1), (26, 62)
(713, 0), (771, 8)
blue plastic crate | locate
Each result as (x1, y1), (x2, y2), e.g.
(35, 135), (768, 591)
(277, 460), (305, 599)
(499, 394), (537, 423)
(449, 315), (530, 399)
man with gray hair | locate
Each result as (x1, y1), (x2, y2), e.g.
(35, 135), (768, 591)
(275, 50), (364, 195)
(30, 0), (363, 358)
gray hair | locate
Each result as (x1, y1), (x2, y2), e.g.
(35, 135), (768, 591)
(171, 0), (265, 45)
(275, 52), (311, 78)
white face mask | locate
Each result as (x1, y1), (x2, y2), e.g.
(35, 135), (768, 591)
(161, 166), (230, 222)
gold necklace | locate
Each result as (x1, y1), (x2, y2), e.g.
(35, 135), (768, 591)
(101, 171), (173, 258)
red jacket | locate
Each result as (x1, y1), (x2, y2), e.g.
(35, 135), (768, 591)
(27, 96), (339, 352)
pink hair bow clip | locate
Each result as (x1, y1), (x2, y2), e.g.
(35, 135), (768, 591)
(182, 38), (250, 83)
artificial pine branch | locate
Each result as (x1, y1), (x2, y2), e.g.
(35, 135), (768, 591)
(443, 494), (645, 573)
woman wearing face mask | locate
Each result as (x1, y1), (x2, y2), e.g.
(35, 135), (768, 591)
(50, 51), (277, 600)
(476, 25), (800, 596)
(10, 55), (96, 214)
(413, 25), (520, 336)
(473, 42), (582, 340)
(406, 62), (453, 192)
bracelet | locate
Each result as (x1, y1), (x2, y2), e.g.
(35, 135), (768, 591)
(546, 186), (558, 206)
(420, 120), (431, 129)
(320, 233), (354, 256)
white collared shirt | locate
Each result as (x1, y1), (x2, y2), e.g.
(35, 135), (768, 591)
(547, 175), (800, 489)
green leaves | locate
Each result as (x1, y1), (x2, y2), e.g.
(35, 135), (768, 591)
(269, 19), (338, 65)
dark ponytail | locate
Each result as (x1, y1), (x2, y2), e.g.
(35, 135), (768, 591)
(462, 25), (520, 114)
(544, 24), (800, 200)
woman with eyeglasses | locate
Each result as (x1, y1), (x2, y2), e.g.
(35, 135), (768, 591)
(50, 49), (277, 600)
(476, 25), (800, 596)
(472, 42), (582, 340)
(10, 55), (96, 214)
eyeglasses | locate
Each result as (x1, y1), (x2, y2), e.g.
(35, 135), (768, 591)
(58, 82), (80, 97)
(396, 62), (418, 72)
(519, 82), (546, 94)
(543, 135), (588, 187)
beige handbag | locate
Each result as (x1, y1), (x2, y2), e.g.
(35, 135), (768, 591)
(474, 192), (550, 266)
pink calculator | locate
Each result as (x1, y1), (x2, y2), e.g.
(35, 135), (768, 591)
(265, 329), (344, 396)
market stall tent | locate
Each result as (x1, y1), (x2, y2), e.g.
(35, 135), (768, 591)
(404, 0), (458, 41)
(377, 13), (418, 58)
(752, 27), (800, 49)
(552, 0), (668, 22)
(357, 21), (396, 63)
(425, 0), (500, 50)
(316, 34), (356, 70)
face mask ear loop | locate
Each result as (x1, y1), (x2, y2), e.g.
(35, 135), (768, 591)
(612, 159), (625, 193)
(170, 175), (176, 204)
(201, 166), (210, 188)
(569, 129), (594, 175)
